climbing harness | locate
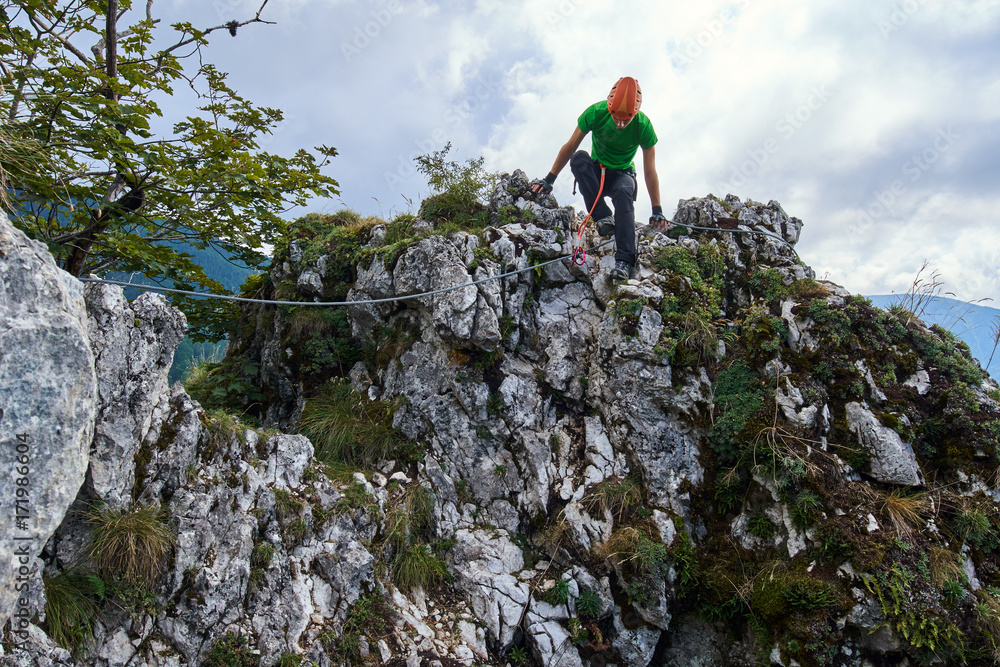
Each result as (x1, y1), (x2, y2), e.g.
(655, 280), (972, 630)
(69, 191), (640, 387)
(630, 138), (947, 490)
(571, 162), (606, 266)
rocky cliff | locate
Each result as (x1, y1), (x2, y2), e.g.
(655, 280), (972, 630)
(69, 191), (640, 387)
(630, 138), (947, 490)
(2, 171), (1000, 667)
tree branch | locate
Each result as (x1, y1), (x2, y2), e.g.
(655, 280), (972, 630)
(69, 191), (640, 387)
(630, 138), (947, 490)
(27, 14), (91, 65)
(105, 0), (118, 95)
(150, 3), (276, 76)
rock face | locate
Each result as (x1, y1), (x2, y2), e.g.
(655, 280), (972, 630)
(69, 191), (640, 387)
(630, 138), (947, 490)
(83, 283), (187, 503)
(4, 172), (1000, 667)
(0, 214), (96, 625)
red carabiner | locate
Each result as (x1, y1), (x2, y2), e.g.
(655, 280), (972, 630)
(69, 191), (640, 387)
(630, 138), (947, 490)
(568, 164), (606, 268)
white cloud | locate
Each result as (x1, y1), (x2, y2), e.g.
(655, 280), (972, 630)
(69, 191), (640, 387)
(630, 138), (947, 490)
(136, 0), (1000, 300)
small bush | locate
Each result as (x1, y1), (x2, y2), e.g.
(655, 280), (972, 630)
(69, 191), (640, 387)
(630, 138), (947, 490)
(201, 409), (249, 455)
(788, 277), (830, 300)
(709, 360), (765, 464)
(275, 652), (303, 667)
(86, 502), (175, 586)
(336, 481), (375, 514)
(251, 542), (275, 569)
(584, 476), (642, 521)
(954, 503), (995, 548)
(747, 511), (775, 540)
(323, 592), (388, 662)
(203, 632), (258, 667)
(543, 578), (570, 606)
(748, 268), (789, 304)
(384, 485), (436, 548)
(576, 588), (603, 618)
(272, 489), (305, 522)
(414, 142), (498, 227)
(790, 491), (823, 529)
(507, 645), (528, 666)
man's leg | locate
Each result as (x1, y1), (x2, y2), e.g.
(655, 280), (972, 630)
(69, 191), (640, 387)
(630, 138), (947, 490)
(569, 151), (613, 221)
(609, 172), (637, 268)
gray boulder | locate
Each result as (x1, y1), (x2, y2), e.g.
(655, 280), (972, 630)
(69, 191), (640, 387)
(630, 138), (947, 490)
(0, 214), (96, 624)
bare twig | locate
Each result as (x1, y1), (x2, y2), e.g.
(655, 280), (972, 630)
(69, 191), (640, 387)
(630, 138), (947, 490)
(987, 316), (1000, 371)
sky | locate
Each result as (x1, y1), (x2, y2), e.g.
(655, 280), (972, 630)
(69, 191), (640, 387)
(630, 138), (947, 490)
(149, 0), (1000, 305)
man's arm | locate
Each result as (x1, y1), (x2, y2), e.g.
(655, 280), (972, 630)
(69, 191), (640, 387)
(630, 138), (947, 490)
(642, 145), (661, 209)
(643, 145), (669, 227)
(530, 127), (587, 194)
(549, 127), (587, 177)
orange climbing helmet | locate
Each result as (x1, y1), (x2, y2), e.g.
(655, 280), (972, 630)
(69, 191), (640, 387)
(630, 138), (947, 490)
(607, 76), (642, 121)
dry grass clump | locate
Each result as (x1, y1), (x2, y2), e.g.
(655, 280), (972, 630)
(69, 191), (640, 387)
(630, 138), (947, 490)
(881, 489), (932, 539)
(86, 502), (175, 585)
(594, 526), (666, 575)
(928, 546), (965, 589)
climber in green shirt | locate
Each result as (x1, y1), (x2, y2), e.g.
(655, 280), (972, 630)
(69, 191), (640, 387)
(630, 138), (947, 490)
(530, 76), (669, 281)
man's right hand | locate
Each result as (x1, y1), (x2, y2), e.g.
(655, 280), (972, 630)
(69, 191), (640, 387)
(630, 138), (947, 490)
(649, 206), (670, 228)
(529, 172), (556, 196)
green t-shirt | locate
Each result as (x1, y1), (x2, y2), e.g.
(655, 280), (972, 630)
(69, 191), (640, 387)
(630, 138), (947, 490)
(578, 100), (658, 171)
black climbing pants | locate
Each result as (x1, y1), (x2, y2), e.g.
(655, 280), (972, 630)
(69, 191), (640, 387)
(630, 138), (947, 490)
(570, 150), (637, 267)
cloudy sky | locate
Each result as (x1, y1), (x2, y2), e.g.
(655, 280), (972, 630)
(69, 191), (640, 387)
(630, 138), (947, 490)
(151, 0), (1000, 304)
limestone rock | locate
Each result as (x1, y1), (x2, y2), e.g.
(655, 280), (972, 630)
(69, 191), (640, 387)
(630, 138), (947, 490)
(83, 284), (187, 503)
(845, 402), (923, 486)
(0, 214), (96, 624)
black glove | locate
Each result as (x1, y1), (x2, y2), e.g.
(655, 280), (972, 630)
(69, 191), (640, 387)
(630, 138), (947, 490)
(529, 172), (556, 196)
(649, 206), (670, 228)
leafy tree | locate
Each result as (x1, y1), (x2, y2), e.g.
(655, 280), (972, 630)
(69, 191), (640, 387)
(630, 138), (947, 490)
(0, 0), (338, 339)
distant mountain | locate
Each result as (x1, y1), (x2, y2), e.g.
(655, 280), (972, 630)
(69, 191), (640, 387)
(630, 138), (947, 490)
(867, 294), (1000, 380)
(112, 242), (257, 383)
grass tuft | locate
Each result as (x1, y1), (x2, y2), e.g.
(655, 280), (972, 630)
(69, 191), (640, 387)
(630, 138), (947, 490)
(391, 544), (450, 592)
(86, 502), (175, 586)
(299, 379), (418, 468)
(583, 476), (642, 522)
(878, 488), (931, 539)
(42, 568), (105, 659)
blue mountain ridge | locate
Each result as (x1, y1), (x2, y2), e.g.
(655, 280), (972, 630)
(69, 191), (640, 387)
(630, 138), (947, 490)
(866, 294), (1000, 381)
(110, 242), (255, 383)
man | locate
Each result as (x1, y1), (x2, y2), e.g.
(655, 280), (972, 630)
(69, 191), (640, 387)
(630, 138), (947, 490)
(530, 76), (669, 281)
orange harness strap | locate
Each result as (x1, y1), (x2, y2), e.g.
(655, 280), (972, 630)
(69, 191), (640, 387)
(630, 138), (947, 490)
(571, 163), (606, 266)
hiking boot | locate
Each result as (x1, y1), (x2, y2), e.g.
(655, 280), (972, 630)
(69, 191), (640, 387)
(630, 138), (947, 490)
(595, 216), (615, 238)
(611, 260), (634, 282)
